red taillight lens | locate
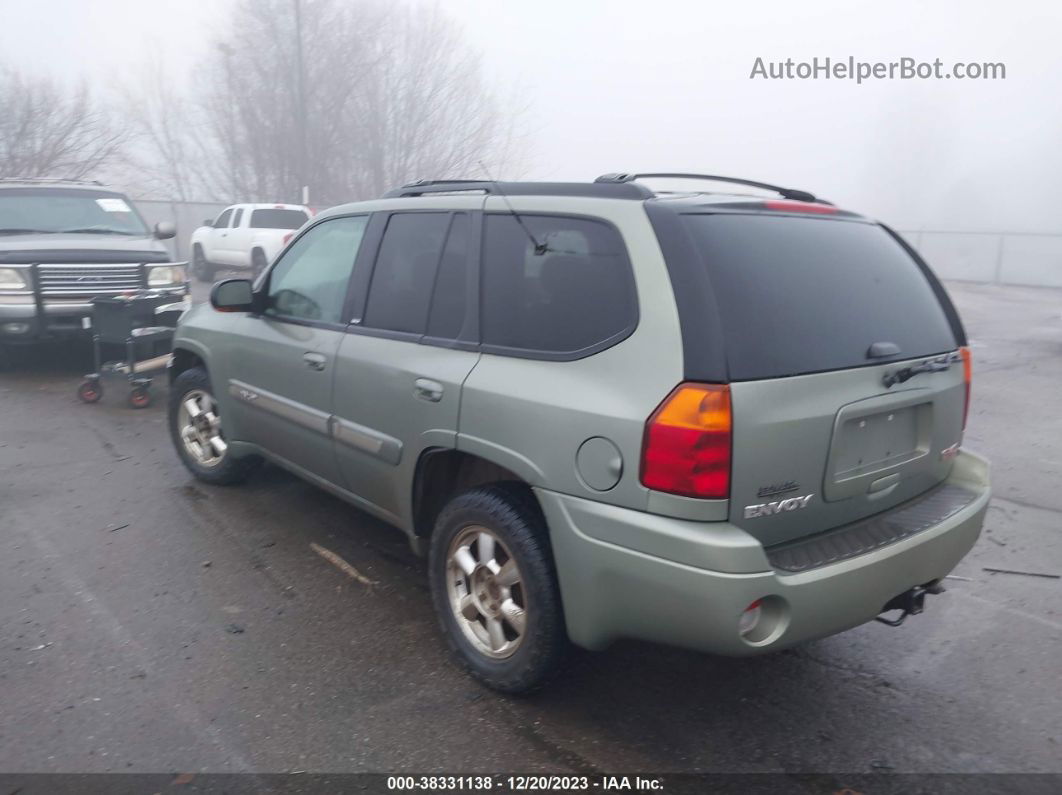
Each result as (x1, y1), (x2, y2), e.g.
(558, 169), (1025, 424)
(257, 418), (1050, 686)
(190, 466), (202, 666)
(282, 232), (294, 247)
(640, 383), (732, 499)
(960, 346), (972, 430)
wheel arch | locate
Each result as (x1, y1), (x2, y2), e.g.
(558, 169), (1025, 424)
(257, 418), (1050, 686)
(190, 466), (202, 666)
(411, 448), (542, 543)
(169, 344), (209, 384)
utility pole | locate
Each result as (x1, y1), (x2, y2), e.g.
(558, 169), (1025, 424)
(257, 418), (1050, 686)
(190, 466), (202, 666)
(217, 42), (237, 203)
(293, 0), (309, 206)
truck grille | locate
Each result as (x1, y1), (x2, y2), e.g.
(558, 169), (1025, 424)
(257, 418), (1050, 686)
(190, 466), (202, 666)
(37, 264), (144, 296)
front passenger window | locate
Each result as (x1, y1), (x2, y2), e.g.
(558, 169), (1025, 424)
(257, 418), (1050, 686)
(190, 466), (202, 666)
(214, 208), (233, 228)
(266, 215), (368, 324)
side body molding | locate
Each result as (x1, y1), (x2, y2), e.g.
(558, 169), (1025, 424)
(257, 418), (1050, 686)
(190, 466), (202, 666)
(228, 378), (403, 466)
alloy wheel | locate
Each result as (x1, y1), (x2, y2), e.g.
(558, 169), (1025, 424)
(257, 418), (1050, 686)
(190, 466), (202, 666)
(177, 389), (227, 467)
(446, 525), (527, 659)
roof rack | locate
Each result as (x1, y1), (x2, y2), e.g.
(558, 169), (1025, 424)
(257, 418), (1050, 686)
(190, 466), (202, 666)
(383, 179), (653, 200)
(0, 177), (105, 186)
(594, 173), (823, 203)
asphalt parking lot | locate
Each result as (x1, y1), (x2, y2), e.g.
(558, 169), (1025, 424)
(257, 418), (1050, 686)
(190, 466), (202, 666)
(1, 280), (1060, 776)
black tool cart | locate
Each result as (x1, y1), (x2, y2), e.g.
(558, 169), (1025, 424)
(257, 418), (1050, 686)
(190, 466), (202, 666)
(76, 292), (181, 408)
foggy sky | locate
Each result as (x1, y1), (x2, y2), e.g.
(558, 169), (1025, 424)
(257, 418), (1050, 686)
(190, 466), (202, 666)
(1, 0), (1059, 233)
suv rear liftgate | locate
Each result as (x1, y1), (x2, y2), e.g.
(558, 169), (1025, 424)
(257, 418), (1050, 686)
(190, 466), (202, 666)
(661, 206), (976, 564)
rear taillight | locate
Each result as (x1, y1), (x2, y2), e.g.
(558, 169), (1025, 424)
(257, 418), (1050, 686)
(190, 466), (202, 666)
(282, 232), (294, 247)
(640, 383), (732, 499)
(960, 346), (972, 430)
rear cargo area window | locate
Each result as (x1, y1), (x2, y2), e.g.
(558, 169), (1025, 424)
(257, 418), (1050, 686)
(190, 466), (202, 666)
(681, 215), (957, 380)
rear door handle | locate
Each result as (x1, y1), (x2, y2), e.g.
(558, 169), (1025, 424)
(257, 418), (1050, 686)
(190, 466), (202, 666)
(303, 352), (327, 371)
(413, 378), (443, 402)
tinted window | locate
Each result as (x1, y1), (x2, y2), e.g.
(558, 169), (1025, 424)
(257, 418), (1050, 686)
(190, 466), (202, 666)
(481, 214), (636, 355)
(214, 209), (233, 228)
(426, 214), (471, 340)
(363, 213), (451, 334)
(232, 208), (243, 227)
(266, 215), (368, 324)
(250, 209), (309, 229)
(681, 214), (957, 380)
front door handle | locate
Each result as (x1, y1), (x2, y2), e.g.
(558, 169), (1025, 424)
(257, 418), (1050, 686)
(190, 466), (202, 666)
(413, 378), (443, 402)
(303, 352), (327, 371)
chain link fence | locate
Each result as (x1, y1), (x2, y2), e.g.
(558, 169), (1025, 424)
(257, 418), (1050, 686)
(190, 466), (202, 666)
(132, 198), (1062, 288)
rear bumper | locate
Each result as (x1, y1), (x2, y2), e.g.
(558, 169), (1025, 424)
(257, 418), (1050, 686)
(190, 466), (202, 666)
(537, 449), (990, 655)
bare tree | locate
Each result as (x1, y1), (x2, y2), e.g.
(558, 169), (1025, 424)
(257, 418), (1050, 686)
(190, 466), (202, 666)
(114, 60), (196, 201)
(0, 67), (125, 180)
(184, 0), (528, 205)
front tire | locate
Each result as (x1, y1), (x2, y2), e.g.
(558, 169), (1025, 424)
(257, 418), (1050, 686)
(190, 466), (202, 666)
(429, 484), (569, 693)
(169, 366), (258, 484)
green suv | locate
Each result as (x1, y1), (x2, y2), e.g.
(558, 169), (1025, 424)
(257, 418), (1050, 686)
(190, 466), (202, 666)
(168, 173), (991, 692)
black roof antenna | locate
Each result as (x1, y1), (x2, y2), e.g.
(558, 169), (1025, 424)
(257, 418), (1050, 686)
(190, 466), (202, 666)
(478, 161), (549, 255)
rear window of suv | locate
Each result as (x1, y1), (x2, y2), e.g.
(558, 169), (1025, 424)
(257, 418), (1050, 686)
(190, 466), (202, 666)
(681, 214), (957, 380)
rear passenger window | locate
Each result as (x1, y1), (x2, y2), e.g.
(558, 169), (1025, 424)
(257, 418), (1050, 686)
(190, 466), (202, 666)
(481, 214), (636, 356)
(363, 213), (451, 334)
(426, 214), (471, 340)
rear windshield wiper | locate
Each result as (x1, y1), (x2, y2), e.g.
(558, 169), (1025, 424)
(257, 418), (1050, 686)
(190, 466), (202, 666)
(883, 353), (956, 388)
(0, 228), (55, 235)
(59, 227), (138, 235)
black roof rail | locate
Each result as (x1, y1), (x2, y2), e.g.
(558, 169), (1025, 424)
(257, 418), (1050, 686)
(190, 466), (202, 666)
(384, 180), (493, 197)
(383, 180), (653, 200)
(595, 172), (823, 203)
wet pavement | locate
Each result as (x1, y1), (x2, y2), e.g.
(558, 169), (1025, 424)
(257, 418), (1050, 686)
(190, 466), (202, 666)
(1, 281), (1059, 775)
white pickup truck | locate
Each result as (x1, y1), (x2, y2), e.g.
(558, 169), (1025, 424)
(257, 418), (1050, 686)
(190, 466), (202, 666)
(190, 203), (311, 281)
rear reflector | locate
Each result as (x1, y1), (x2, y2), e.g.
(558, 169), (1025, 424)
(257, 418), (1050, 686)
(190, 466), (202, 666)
(738, 599), (763, 636)
(763, 199), (837, 214)
(960, 346), (972, 430)
(640, 383), (732, 499)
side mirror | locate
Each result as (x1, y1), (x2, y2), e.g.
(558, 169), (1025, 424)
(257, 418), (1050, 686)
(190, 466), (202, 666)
(154, 220), (176, 240)
(210, 279), (255, 312)
(203, 219), (214, 227)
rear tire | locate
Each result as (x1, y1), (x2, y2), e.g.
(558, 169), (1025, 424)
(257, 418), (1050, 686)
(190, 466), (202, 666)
(169, 366), (259, 485)
(192, 245), (214, 283)
(428, 483), (569, 693)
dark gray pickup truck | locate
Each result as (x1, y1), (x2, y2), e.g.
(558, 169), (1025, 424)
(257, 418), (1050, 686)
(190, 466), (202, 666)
(0, 178), (188, 364)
